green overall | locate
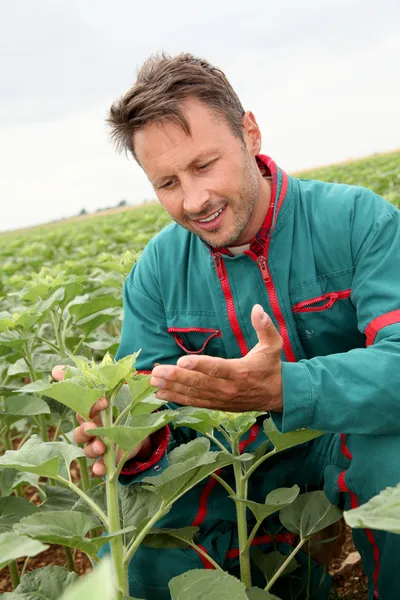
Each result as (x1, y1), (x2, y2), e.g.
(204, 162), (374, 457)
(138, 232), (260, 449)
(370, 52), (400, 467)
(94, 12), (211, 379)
(113, 155), (400, 599)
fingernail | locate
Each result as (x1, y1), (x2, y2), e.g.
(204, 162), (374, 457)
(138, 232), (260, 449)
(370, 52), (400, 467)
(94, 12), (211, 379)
(178, 358), (193, 369)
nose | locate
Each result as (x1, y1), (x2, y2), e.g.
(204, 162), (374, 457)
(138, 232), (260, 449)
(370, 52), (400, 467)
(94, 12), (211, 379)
(182, 178), (211, 217)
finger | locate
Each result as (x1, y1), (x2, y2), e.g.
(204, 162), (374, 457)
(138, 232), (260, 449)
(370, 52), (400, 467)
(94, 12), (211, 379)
(176, 354), (242, 379)
(92, 458), (106, 477)
(250, 304), (282, 348)
(74, 421), (98, 445)
(84, 438), (106, 459)
(51, 365), (67, 381)
(155, 388), (218, 409)
(88, 397), (108, 419)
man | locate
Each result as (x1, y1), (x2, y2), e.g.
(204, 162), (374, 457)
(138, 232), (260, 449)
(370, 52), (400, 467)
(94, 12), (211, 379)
(58, 53), (400, 598)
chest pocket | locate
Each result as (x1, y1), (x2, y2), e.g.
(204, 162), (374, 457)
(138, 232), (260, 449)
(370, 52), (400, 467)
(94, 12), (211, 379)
(166, 315), (227, 358)
(291, 289), (365, 357)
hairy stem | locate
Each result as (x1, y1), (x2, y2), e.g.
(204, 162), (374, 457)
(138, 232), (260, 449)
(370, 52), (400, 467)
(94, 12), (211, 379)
(210, 472), (235, 497)
(265, 538), (306, 592)
(189, 542), (222, 570)
(243, 448), (277, 483)
(232, 440), (251, 588)
(124, 504), (167, 565)
(104, 398), (128, 597)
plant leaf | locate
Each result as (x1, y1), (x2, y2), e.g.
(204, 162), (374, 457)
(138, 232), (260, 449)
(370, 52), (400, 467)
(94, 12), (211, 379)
(18, 379), (105, 420)
(280, 491), (342, 539)
(169, 569), (249, 599)
(143, 438), (235, 505)
(143, 526), (200, 549)
(0, 565), (78, 599)
(263, 420), (324, 452)
(0, 435), (84, 478)
(232, 486), (300, 522)
(0, 496), (38, 533)
(252, 548), (298, 583)
(344, 483), (400, 533)
(0, 532), (48, 569)
(39, 485), (80, 512)
(14, 511), (131, 557)
(59, 557), (115, 600)
(94, 411), (173, 452)
(1, 395), (50, 425)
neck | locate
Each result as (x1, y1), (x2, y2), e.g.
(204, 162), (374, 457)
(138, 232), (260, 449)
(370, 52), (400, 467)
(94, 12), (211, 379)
(233, 174), (272, 245)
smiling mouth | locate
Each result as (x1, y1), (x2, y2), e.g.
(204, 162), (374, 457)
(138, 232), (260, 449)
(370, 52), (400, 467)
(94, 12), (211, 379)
(197, 206), (225, 223)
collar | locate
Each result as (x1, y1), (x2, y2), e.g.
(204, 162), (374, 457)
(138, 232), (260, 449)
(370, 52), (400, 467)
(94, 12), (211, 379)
(211, 154), (280, 258)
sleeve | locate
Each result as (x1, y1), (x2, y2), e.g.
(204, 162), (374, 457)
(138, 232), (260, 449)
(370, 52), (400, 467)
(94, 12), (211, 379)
(273, 190), (400, 435)
(115, 255), (193, 482)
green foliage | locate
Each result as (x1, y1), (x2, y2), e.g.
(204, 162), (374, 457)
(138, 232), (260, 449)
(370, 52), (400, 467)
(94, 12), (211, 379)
(344, 483), (400, 534)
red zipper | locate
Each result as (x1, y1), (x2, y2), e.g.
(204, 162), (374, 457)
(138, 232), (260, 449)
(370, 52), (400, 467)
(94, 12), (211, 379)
(292, 290), (351, 313)
(167, 327), (222, 355)
(213, 254), (249, 356)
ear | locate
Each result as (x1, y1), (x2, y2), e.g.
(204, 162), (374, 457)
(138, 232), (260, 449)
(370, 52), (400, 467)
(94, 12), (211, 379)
(242, 111), (262, 156)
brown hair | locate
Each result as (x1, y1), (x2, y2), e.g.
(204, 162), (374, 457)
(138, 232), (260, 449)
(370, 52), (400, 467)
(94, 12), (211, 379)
(107, 52), (245, 160)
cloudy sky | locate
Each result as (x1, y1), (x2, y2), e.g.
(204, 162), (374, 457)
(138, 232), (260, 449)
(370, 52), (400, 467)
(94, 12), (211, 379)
(1, 0), (399, 231)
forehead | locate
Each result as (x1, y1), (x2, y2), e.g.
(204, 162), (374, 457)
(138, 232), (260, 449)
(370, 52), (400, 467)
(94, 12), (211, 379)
(134, 98), (234, 175)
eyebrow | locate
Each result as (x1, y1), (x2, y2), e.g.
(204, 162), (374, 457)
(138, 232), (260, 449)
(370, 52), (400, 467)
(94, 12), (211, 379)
(151, 151), (217, 186)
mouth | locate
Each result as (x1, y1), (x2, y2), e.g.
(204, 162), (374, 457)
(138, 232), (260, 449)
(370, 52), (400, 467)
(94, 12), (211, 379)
(194, 205), (226, 231)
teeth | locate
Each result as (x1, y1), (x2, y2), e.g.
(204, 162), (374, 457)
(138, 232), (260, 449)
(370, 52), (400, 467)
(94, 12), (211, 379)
(199, 208), (224, 223)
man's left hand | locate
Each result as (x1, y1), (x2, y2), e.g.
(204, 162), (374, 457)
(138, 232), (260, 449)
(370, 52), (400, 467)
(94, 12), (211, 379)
(150, 304), (283, 413)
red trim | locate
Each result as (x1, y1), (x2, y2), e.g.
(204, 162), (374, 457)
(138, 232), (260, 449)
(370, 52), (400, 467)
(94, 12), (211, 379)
(239, 425), (259, 454)
(365, 309), (400, 347)
(226, 533), (296, 559)
(339, 436), (380, 595)
(340, 433), (353, 461)
(191, 470), (221, 526)
(120, 425), (170, 475)
(195, 544), (216, 569)
(167, 328), (222, 355)
(136, 370), (152, 375)
(213, 253), (250, 356)
(292, 290), (351, 313)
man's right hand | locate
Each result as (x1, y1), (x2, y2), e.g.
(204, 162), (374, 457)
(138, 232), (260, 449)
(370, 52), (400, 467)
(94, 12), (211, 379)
(51, 366), (151, 476)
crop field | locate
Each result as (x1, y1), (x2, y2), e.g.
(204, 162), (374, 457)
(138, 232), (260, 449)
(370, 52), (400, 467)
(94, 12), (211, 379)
(0, 150), (399, 600)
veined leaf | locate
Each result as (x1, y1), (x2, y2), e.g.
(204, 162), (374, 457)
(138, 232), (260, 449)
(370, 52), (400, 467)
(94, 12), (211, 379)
(94, 411), (173, 452)
(19, 379), (105, 420)
(143, 526), (200, 549)
(169, 569), (248, 599)
(143, 438), (236, 505)
(264, 419), (324, 452)
(280, 491), (342, 539)
(232, 486), (300, 522)
(0, 496), (38, 533)
(0, 532), (48, 569)
(1, 565), (78, 599)
(344, 483), (400, 533)
(1, 395), (50, 425)
(0, 435), (84, 478)
(14, 511), (133, 557)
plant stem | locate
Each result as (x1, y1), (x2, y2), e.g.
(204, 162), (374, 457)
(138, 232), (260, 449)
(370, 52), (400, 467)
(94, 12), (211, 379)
(244, 520), (262, 553)
(64, 546), (75, 572)
(8, 561), (20, 589)
(265, 538), (306, 592)
(124, 505), (167, 565)
(205, 432), (231, 454)
(210, 472), (235, 497)
(243, 448), (277, 483)
(51, 310), (67, 358)
(109, 451), (129, 484)
(38, 414), (49, 442)
(57, 475), (108, 527)
(189, 542), (222, 570)
(232, 440), (252, 589)
(103, 401), (128, 597)
(35, 336), (60, 353)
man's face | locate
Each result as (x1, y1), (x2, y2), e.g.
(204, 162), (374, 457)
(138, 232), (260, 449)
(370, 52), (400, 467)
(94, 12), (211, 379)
(134, 97), (262, 248)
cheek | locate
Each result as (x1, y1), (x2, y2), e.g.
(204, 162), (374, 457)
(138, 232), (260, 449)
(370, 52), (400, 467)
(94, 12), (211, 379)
(157, 190), (184, 219)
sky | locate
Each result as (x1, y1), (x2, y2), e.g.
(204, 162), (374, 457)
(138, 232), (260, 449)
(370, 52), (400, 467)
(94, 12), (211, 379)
(1, 0), (399, 231)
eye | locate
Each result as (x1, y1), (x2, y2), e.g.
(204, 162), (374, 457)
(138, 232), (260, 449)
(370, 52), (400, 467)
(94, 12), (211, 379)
(197, 162), (211, 171)
(159, 180), (175, 190)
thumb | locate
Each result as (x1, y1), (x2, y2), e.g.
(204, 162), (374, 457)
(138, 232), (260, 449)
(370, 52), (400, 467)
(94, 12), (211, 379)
(251, 304), (280, 347)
